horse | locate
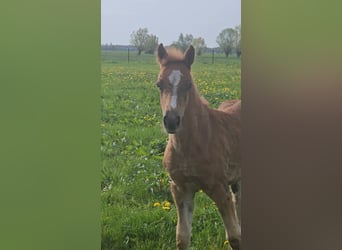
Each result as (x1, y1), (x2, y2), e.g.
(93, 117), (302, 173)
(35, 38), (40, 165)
(155, 43), (241, 250)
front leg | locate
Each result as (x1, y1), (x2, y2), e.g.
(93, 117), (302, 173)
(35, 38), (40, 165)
(205, 184), (241, 250)
(170, 182), (196, 250)
(231, 181), (241, 223)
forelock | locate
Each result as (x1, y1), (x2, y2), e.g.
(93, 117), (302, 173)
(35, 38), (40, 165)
(160, 47), (185, 65)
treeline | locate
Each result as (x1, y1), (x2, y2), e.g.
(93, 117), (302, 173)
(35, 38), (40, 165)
(101, 44), (137, 51)
(101, 44), (232, 54)
(102, 26), (241, 58)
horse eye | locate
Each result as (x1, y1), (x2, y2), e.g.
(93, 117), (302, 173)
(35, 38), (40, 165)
(184, 82), (192, 91)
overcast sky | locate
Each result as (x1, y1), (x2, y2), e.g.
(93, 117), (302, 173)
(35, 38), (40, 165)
(101, 0), (241, 48)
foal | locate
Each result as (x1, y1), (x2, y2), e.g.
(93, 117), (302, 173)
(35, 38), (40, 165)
(156, 44), (241, 250)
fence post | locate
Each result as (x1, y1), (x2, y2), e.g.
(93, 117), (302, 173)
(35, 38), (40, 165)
(212, 49), (214, 64)
(128, 48), (130, 63)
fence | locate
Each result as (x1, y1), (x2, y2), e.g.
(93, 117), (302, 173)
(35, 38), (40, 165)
(101, 49), (240, 65)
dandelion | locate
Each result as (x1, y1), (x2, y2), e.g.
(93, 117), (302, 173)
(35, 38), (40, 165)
(162, 201), (171, 210)
(162, 206), (171, 211)
(224, 240), (229, 246)
(162, 201), (171, 207)
(153, 202), (161, 207)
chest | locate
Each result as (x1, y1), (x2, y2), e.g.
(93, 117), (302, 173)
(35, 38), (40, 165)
(164, 146), (230, 183)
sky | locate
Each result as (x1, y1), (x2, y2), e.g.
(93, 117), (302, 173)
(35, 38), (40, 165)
(101, 0), (241, 48)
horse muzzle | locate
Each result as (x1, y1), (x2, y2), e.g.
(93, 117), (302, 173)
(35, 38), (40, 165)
(163, 111), (181, 134)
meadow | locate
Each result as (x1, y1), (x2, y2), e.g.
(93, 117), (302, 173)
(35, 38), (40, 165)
(101, 50), (241, 250)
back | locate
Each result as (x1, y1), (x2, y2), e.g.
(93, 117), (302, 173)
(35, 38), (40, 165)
(218, 100), (241, 115)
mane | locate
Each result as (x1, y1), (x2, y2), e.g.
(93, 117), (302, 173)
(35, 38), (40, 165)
(191, 82), (209, 107)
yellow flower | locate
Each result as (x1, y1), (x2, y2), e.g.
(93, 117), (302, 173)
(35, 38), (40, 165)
(162, 201), (171, 210)
(162, 201), (171, 207)
(162, 206), (171, 211)
(224, 240), (229, 246)
(153, 202), (161, 207)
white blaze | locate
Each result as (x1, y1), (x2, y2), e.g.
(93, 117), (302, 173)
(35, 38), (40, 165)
(168, 70), (182, 109)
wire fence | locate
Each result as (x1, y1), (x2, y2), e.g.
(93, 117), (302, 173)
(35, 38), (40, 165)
(101, 49), (240, 65)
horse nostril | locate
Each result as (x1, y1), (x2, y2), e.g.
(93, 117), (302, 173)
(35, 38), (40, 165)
(176, 116), (180, 126)
(163, 112), (180, 133)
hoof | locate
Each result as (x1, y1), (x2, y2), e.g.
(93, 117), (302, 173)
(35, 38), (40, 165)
(229, 238), (241, 250)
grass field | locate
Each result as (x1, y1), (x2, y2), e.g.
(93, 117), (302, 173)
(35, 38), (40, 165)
(101, 50), (241, 250)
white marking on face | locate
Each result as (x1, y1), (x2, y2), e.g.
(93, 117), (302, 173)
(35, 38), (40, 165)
(170, 95), (177, 109)
(168, 70), (182, 109)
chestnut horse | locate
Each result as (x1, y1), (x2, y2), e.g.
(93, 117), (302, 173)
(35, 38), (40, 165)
(156, 44), (241, 250)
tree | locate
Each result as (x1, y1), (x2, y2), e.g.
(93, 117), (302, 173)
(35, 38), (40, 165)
(144, 34), (159, 54)
(192, 37), (206, 56)
(235, 25), (241, 58)
(216, 28), (238, 57)
(130, 28), (149, 55)
(172, 33), (194, 52)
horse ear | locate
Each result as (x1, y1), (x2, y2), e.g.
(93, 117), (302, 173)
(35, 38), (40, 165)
(157, 43), (168, 64)
(184, 45), (195, 68)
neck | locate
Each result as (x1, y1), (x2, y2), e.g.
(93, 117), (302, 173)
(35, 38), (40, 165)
(169, 85), (210, 151)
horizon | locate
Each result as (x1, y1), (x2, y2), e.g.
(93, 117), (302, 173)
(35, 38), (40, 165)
(100, 43), (227, 49)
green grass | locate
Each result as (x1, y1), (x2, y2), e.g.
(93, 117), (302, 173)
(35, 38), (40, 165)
(101, 50), (240, 249)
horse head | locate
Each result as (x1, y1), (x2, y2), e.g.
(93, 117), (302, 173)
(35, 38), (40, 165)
(156, 43), (195, 134)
